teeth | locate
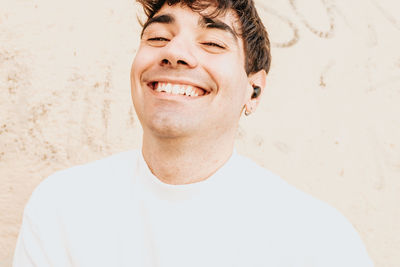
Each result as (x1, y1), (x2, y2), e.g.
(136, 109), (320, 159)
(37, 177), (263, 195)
(165, 83), (172, 93)
(155, 83), (162, 92)
(155, 82), (202, 97)
(156, 83), (166, 92)
(179, 86), (185, 95)
(172, 84), (180, 95)
(185, 86), (192, 96)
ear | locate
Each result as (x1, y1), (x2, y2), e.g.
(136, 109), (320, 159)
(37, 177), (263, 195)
(244, 69), (267, 116)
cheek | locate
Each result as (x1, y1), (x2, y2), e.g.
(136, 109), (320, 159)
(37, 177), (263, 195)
(204, 51), (247, 79)
(207, 56), (248, 98)
(131, 48), (153, 106)
(210, 55), (240, 77)
(131, 46), (155, 82)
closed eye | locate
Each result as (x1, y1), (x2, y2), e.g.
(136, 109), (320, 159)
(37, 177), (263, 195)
(148, 37), (169, 42)
(202, 42), (225, 49)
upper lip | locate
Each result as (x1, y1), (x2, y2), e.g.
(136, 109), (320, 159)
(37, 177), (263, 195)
(145, 77), (213, 93)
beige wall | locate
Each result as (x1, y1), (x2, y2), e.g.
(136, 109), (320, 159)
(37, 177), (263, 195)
(1, 0), (399, 266)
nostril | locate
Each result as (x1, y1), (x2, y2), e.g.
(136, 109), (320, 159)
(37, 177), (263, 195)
(160, 58), (190, 67)
(177, 60), (188, 65)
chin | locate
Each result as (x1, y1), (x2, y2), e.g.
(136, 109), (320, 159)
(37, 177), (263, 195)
(145, 115), (197, 139)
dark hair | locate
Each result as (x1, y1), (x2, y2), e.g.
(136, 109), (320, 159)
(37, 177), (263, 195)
(136, 0), (271, 75)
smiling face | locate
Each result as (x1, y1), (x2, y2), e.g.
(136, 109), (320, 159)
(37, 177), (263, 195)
(131, 3), (258, 140)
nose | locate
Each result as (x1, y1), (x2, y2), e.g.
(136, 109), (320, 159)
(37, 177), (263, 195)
(159, 38), (198, 69)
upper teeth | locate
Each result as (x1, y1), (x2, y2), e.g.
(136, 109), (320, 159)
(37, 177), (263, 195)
(155, 82), (199, 97)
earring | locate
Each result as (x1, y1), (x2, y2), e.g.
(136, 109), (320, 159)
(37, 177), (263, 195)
(245, 108), (252, 116)
(252, 86), (261, 99)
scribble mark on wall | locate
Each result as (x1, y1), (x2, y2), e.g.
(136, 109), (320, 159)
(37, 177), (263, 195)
(257, 5), (300, 48)
(371, 0), (400, 31)
(289, 0), (336, 39)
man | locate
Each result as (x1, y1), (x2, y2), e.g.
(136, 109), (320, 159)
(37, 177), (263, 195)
(13, 0), (373, 266)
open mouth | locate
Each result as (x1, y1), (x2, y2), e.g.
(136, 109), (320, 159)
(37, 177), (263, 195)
(148, 82), (209, 97)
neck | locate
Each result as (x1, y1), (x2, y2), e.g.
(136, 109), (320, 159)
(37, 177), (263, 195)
(142, 130), (236, 185)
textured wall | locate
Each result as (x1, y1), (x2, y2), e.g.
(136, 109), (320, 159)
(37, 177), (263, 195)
(1, 0), (399, 266)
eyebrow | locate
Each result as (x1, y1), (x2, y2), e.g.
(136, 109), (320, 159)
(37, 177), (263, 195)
(141, 14), (175, 37)
(199, 16), (238, 41)
(141, 13), (238, 42)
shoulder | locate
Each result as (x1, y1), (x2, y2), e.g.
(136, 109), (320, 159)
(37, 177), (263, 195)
(25, 150), (140, 215)
(230, 153), (373, 266)
(232, 153), (356, 230)
(232, 153), (335, 208)
(40, 149), (138, 186)
(228, 153), (312, 204)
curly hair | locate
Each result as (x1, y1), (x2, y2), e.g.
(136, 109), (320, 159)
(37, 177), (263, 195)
(136, 0), (271, 75)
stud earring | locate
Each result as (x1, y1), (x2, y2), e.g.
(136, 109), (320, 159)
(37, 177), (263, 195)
(252, 86), (261, 99)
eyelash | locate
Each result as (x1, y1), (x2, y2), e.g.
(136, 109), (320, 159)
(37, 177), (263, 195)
(147, 37), (169, 42)
(147, 37), (226, 50)
(201, 42), (225, 49)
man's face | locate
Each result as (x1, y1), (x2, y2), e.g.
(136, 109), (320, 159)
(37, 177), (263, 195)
(131, 3), (253, 139)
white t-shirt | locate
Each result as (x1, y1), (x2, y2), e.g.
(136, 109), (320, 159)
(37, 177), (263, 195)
(13, 150), (373, 267)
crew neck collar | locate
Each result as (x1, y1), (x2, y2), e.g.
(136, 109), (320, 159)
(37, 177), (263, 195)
(135, 148), (238, 202)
